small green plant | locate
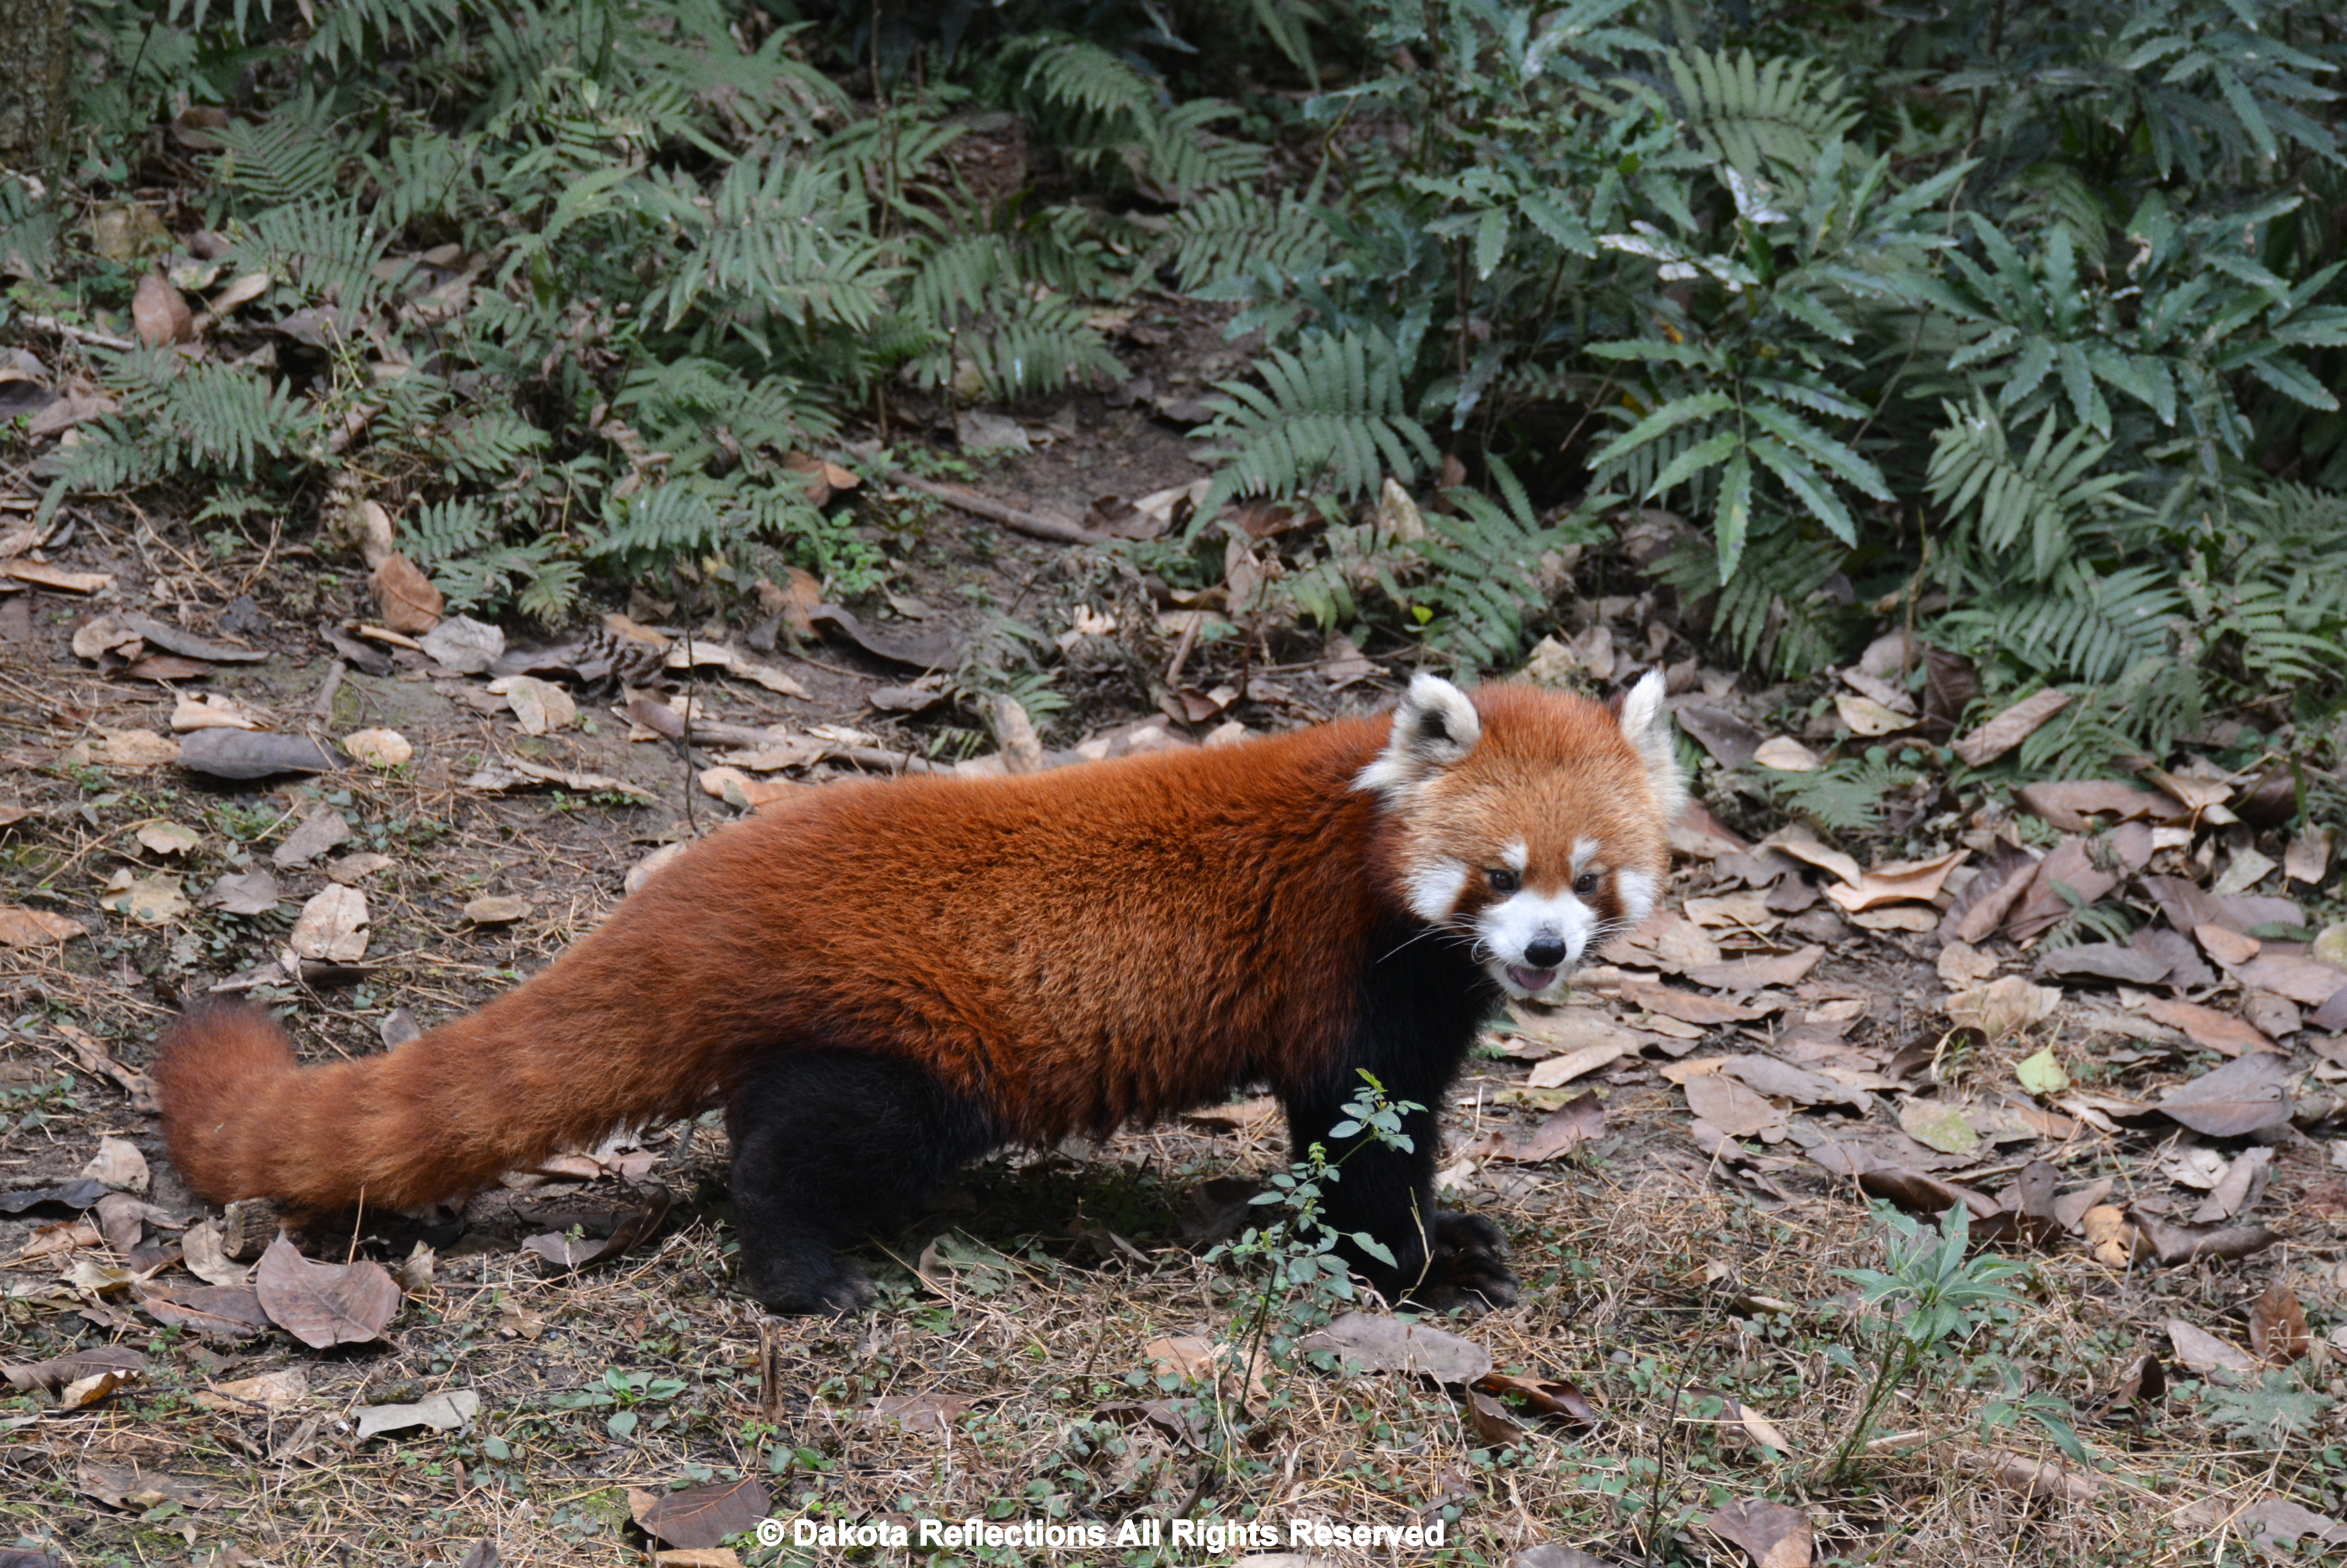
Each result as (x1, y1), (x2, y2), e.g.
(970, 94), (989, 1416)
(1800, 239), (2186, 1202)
(1823, 1203), (2028, 1484)
(1208, 1073), (1420, 1390)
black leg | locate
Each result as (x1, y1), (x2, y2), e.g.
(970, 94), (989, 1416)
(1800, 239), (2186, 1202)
(1283, 1082), (1517, 1315)
(1275, 917), (1519, 1315)
(725, 1050), (1000, 1315)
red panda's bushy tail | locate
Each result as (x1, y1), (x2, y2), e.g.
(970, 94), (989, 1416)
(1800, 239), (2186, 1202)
(153, 986), (722, 1213)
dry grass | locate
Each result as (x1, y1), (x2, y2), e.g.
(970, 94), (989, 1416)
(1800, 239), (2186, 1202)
(2, 514), (2342, 1568)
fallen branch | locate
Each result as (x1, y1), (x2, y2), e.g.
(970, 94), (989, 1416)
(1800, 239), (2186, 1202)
(885, 469), (1100, 546)
(20, 314), (138, 352)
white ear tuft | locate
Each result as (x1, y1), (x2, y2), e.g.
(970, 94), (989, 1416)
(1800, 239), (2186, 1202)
(1356, 674), (1481, 801)
(1617, 669), (1686, 825)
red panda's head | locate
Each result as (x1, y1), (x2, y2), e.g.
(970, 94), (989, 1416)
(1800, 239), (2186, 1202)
(1357, 671), (1684, 1002)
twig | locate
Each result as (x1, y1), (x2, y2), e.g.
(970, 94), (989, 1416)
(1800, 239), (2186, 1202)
(1164, 612), (1204, 685)
(19, 314), (137, 352)
(885, 469), (1101, 546)
(308, 659), (345, 717)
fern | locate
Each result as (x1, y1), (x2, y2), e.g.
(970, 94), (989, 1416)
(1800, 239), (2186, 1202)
(1662, 48), (1858, 178)
(1192, 333), (1440, 525)
(1162, 190), (1330, 294)
(2010, 659), (2204, 777)
(1416, 459), (1600, 672)
(210, 111), (346, 208)
(433, 413), (549, 484)
(1940, 563), (2181, 684)
(1655, 516), (1857, 677)
(1926, 396), (2138, 584)
(1755, 755), (1911, 833)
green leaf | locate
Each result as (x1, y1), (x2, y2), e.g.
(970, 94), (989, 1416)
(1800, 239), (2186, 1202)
(2015, 1047), (2069, 1095)
(1587, 391), (1734, 470)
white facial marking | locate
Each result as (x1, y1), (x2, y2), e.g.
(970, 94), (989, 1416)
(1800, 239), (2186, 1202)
(1571, 837), (1598, 874)
(1616, 868), (1657, 924)
(1404, 857), (1470, 923)
(1476, 889), (1596, 1000)
(1501, 841), (1528, 874)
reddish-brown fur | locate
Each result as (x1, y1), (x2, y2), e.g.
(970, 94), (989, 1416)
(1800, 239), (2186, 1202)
(155, 683), (1664, 1217)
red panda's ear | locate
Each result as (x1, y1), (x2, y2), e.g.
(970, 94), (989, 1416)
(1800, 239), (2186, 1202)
(1355, 674), (1480, 801)
(1616, 670), (1687, 825)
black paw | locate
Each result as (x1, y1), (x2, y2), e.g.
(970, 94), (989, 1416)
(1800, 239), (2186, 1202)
(1406, 1210), (1518, 1315)
(744, 1257), (877, 1316)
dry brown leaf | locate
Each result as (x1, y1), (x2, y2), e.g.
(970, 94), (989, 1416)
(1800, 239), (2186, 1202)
(1706, 1498), (1813, 1568)
(1486, 1092), (1606, 1161)
(1624, 979), (1773, 1026)
(1684, 1073), (1785, 1140)
(132, 270), (193, 346)
(0, 906), (87, 947)
(1936, 940), (1998, 988)
(1945, 976), (2061, 1038)
(2160, 1051), (2293, 1137)
(2004, 837), (2119, 942)
(2235, 953), (2347, 1008)
(1951, 689), (2071, 767)
(1684, 946), (1824, 992)
(253, 1236), (399, 1347)
(1473, 1371), (1601, 1427)
(288, 884), (369, 962)
(1752, 736), (1819, 771)
(2192, 1147), (2274, 1223)
(2249, 1280), (2311, 1366)
(1683, 890), (1772, 928)
(73, 1461), (216, 1512)
(81, 1136), (149, 1193)
(371, 551), (442, 634)
(630, 1477), (772, 1550)
(2134, 997), (2272, 1058)
(1834, 692), (1913, 735)
(868, 1390), (972, 1436)
(1974, 1450), (2101, 1505)
(2, 1345), (144, 1393)
(1526, 1043), (1628, 1089)
(698, 767), (804, 811)
(135, 1282), (273, 1337)
(1300, 1313), (1492, 1384)
(2196, 922), (2260, 967)
(1822, 849), (1967, 914)
(342, 728), (412, 768)
(2285, 827), (2334, 887)
(2081, 1205), (2144, 1267)
(2136, 1211), (2280, 1266)
(2012, 780), (2181, 833)
(2167, 1318), (2259, 1377)
(1762, 827), (1862, 887)
(191, 1367), (309, 1414)
(2, 559), (112, 593)
(1856, 1166), (1991, 1217)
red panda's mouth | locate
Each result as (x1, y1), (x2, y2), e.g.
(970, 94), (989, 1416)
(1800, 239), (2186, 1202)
(1505, 964), (1558, 993)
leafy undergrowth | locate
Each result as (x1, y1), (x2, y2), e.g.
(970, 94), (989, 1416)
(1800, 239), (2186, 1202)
(1, 490), (2345, 1567)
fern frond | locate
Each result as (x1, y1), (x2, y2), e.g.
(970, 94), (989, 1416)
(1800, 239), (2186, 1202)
(1663, 48), (1857, 178)
(1192, 333), (1440, 523)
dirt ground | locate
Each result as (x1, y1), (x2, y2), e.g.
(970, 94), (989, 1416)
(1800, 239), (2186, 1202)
(3, 426), (2346, 1568)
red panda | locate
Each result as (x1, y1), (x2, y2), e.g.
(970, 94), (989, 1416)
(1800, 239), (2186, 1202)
(155, 672), (1683, 1314)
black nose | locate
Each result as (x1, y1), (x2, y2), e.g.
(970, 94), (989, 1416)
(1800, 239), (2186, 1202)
(1523, 936), (1568, 969)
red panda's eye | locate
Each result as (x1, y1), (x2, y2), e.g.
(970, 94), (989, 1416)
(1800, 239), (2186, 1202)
(1486, 868), (1519, 894)
(1574, 872), (1600, 895)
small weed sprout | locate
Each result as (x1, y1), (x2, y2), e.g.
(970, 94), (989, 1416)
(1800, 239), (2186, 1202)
(1203, 1073), (1419, 1416)
(1824, 1203), (2029, 1484)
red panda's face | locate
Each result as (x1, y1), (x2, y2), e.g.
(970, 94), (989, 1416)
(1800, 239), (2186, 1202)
(1358, 673), (1685, 1002)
